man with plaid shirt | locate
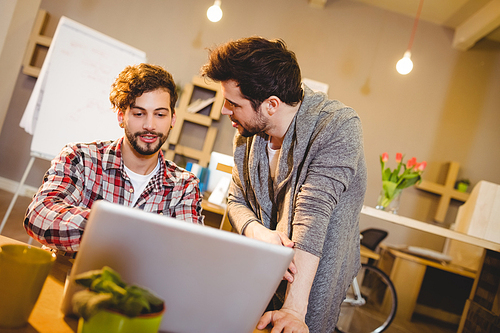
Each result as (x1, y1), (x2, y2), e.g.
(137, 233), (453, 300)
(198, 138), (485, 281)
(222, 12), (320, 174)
(24, 64), (203, 254)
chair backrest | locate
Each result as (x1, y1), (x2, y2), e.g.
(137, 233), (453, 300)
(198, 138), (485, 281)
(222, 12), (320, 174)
(360, 228), (388, 251)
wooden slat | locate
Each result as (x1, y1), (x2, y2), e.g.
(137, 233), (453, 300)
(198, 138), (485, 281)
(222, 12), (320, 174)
(415, 161), (469, 223)
(216, 163), (233, 174)
(22, 9), (52, 78)
(453, 0), (500, 51)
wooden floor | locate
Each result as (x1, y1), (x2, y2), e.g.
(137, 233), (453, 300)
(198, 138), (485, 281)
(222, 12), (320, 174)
(337, 314), (457, 333)
(0, 188), (458, 333)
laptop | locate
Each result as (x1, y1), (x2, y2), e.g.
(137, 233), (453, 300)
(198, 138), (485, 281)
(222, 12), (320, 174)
(61, 200), (294, 333)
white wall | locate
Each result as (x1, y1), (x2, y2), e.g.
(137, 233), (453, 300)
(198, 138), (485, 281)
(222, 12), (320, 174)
(0, 0), (40, 133)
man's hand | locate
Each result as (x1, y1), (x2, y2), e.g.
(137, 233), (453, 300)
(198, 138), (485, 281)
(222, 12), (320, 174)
(257, 249), (319, 333)
(257, 309), (309, 333)
(244, 222), (297, 282)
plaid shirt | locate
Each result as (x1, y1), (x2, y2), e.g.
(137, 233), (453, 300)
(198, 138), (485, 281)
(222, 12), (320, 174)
(24, 138), (203, 253)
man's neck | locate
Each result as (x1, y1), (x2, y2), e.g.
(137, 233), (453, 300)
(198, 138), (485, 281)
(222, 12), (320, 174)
(266, 101), (301, 149)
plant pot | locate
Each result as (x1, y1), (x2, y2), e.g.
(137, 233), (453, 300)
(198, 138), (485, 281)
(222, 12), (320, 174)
(77, 306), (164, 333)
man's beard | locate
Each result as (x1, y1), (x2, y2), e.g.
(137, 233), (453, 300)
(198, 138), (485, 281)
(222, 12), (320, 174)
(232, 107), (267, 138)
(125, 129), (168, 156)
(237, 121), (257, 137)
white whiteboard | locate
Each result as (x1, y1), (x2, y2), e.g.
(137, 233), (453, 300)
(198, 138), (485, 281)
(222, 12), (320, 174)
(20, 17), (147, 160)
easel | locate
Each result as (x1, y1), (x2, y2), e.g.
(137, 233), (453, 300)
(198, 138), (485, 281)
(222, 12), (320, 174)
(0, 156), (36, 236)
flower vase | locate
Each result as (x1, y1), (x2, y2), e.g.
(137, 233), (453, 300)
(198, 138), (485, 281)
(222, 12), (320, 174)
(375, 189), (402, 214)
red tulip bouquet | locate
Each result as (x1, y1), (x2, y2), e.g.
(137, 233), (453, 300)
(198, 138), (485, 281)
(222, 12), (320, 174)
(376, 152), (426, 213)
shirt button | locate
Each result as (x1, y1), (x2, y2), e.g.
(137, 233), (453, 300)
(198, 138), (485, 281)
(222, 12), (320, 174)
(129, 188), (134, 193)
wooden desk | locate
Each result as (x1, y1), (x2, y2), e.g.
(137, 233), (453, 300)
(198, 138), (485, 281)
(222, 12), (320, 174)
(378, 244), (475, 324)
(360, 244), (380, 261)
(201, 198), (225, 216)
(0, 235), (270, 333)
(361, 206), (500, 331)
(361, 206), (500, 252)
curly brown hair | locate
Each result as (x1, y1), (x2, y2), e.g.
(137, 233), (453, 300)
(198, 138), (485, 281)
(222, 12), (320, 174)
(110, 63), (177, 115)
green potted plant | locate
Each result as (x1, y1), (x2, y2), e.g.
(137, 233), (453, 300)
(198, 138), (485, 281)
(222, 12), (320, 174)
(455, 179), (470, 193)
(72, 266), (165, 333)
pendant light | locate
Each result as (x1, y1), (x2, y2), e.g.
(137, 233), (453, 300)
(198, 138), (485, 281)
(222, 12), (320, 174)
(207, 0), (223, 22)
(396, 0), (424, 75)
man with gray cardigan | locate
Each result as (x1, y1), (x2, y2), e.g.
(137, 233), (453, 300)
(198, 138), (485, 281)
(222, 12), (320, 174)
(201, 37), (367, 333)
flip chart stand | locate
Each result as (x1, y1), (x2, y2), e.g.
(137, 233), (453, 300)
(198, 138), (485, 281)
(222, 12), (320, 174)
(0, 157), (35, 234)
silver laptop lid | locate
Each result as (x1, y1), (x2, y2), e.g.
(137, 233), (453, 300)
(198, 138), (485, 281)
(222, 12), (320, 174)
(61, 200), (293, 333)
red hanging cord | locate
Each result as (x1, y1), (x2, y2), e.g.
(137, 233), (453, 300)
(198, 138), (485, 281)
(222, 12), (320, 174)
(407, 0), (424, 52)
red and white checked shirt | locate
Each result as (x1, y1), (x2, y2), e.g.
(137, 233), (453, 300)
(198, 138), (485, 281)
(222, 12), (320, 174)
(24, 138), (203, 253)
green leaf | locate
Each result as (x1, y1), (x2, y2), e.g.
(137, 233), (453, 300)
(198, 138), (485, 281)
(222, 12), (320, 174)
(382, 181), (398, 199)
(389, 169), (399, 183)
(382, 168), (391, 181)
(74, 270), (104, 288)
(397, 175), (421, 189)
(379, 156), (385, 170)
(90, 278), (127, 297)
(401, 173), (419, 179)
(101, 266), (126, 287)
(120, 292), (151, 317)
(72, 266), (165, 320)
(72, 290), (114, 321)
(129, 286), (164, 307)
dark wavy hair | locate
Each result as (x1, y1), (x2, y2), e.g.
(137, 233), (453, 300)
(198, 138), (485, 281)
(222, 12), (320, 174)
(201, 37), (303, 111)
(110, 63), (177, 115)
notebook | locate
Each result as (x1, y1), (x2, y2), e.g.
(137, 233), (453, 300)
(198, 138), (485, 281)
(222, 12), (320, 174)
(61, 200), (294, 333)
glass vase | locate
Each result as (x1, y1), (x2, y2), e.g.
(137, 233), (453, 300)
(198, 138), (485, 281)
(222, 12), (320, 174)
(375, 189), (402, 214)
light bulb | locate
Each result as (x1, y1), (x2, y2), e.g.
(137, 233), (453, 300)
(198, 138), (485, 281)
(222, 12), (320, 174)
(207, 0), (223, 22)
(396, 51), (413, 75)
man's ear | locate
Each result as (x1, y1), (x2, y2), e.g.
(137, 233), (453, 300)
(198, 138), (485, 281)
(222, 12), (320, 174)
(171, 112), (177, 128)
(117, 110), (124, 126)
(266, 96), (280, 116)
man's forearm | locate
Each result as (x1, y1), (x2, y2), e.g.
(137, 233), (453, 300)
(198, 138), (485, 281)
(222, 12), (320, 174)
(226, 198), (260, 234)
(282, 248), (320, 319)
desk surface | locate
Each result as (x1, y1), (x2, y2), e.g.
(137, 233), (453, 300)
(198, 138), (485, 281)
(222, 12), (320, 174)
(0, 235), (270, 333)
(201, 198), (226, 215)
(380, 244), (476, 279)
(361, 205), (500, 252)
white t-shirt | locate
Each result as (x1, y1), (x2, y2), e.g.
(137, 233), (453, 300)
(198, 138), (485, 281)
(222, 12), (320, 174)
(124, 161), (160, 206)
(267, 140), (280, 181)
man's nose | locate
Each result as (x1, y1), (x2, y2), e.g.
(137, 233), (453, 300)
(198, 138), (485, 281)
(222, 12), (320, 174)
(221, 106), (232, 115)
(143, 115), (155, 130)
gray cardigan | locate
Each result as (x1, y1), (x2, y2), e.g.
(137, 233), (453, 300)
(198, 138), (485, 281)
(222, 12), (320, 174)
(227, 86), (367, 332)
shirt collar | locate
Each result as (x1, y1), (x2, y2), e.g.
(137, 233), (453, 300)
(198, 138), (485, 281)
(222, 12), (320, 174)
(102, 137), (123, 171)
